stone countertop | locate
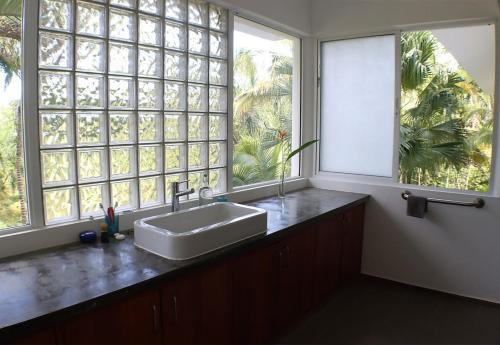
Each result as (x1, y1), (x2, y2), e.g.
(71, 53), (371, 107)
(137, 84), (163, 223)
(0, 188), (369, 335)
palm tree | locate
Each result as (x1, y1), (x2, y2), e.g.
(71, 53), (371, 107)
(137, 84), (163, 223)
(233, 49), (295, 185)
(399, 31), (492, 191)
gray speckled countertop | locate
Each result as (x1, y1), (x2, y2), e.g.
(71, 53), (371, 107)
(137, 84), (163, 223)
(0, 188), (368, 335)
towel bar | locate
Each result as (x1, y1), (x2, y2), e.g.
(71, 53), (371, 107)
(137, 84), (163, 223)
(401, 191), (485, 208)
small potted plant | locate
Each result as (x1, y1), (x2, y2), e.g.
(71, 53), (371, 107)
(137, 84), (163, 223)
(275, 129), (318, 198)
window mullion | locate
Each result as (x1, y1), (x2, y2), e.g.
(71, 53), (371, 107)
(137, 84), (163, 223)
(24, 0), (45, 228)
(392, 30), (402, 183)
(226, 10), (234, 193)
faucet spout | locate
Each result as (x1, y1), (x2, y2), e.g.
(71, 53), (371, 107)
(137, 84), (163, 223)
(171, 181), (195, 212)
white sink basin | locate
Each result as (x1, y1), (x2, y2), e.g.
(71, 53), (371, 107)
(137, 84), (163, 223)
(134, 202), (267, 260)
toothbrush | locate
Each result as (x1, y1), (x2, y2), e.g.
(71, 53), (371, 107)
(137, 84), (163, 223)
(99, 203), (108, 218)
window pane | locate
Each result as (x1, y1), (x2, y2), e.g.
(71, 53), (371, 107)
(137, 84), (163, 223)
(40, 0), (72, 32)
(233, 17), (300, 186)
(76, 2), (106, 37)
(139, 113), (162, 142)
(109, 8), (136, 42)
(139, 145), (162, 175)
(164, 113), (186, 141)
(44, 187), (77, 224)
(77, 111), (107, 146)
(41, 149), (75, 187)
(79, 183), (108, 218)
(165, 0), (187, 21)
(78, 148), (108, 182)
(111, 179), (138, 211)
(0, 5), (29, 229)
(39, 32), (72, 70)
(399, 26), (495, 191)
(111, 146), (137, 178)
(76, 37), (106, 73)
(140, 176), (163, 207)
(109, 42), (135, 75)
(40, 111), (73, 148)
(320, 35), (395, 177)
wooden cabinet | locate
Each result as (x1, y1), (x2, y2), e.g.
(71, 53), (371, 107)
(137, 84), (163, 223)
(161, 262), (232, 345)
(340, 204), (365, 281)
(4, 203), (366, 345)
(61, 289), (162, 345)
(313, 213), (344, 304)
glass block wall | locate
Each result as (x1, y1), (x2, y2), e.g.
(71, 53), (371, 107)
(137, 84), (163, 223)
(38, 0), (228, 224)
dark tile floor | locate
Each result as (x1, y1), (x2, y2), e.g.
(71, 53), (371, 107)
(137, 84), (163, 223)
(275, 275), (500, 345)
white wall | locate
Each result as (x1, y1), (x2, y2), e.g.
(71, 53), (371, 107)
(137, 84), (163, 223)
(312, 0), (499, 37)
(311, 0), (500, 302)
(213, 0), (312, 36)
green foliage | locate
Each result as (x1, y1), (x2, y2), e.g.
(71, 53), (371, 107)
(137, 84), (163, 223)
(0, 102), (25, 227)
(399, 31), (493, 191)
(233, 48), (297, 186)
(0, 0), (22, 17)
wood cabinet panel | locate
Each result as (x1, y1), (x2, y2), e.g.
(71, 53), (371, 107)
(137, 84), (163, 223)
(197, 262), (232, 345)
(161, 273), (200, 345)
(341, 204), (365, 281)
(231, 244), (278, 344)
(61, 289), (162, 345)
(6, 328), (58, 345)
(161, 262), (232, 345)
(275, 228), (316, 333)
(313, 214), (344, 304)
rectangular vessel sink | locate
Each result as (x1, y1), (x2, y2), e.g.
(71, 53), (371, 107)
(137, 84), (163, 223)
(134, 202), (267, 260)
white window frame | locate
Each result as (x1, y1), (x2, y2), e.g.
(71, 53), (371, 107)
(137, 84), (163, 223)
(316, 18), (500, 197)
(0, 1), (307, 239)
(231, 14), (304, 192)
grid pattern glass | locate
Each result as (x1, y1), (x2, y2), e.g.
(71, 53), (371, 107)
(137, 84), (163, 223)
(38, 0), (228, 224)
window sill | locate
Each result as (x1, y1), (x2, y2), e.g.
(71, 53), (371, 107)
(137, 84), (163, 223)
(0, 177), (308, 260)
(312, 171), (498, 198)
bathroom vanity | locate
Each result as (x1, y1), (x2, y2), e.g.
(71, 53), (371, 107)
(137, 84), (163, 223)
(0, 188), (368, 344)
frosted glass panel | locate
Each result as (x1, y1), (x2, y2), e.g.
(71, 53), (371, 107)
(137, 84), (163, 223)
(320, 35), (395, 177)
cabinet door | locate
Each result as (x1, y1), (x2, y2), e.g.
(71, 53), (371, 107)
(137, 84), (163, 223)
(275, 228), (316, 334)
(197, 263), (232, 345)
(313, 214), (344, 305)
(341, 204), (365, 281)
(62, 289), (162, 345)
(161, 274), (200, 345)
(231, 244), (278, 344)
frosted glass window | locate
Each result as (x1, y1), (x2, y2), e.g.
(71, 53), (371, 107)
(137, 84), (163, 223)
(320, 35), (395, 177)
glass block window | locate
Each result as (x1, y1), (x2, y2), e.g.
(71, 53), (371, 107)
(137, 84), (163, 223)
(38, 0), (228, 224)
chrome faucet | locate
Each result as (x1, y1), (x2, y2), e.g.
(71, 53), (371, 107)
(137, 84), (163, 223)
(170, 180), (195, 212)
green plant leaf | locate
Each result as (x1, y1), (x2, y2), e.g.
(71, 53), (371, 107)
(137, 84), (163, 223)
(286, 140), (318, 162)
(0, 0), (22, 17)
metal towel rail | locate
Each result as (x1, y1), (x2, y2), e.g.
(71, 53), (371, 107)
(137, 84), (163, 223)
(401, 191), (485, 208)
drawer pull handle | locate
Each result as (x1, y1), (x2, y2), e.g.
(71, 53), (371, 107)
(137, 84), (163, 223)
(152, 304), (160, 331)
(173, 295), (178, 322)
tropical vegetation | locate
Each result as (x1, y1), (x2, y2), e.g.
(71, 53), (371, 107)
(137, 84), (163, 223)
(400, 31), (493, 191)
(233, 47), (297, 187)
(0, 0), (26, 228)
